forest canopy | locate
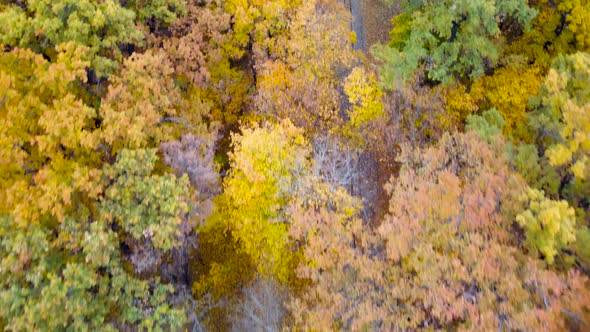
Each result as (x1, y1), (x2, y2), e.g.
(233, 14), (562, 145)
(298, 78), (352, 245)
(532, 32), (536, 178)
(0, 0), (589, 330)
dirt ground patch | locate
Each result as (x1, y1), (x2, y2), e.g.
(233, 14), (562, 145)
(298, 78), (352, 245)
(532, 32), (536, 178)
(359, 0), (400, 49)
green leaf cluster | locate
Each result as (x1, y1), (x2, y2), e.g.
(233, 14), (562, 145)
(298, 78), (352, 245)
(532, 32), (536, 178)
(466, 108), (505, 143)
(375, 0), (537, 86)
(0, 0), (144, 75)
(101, 149), (191, 251)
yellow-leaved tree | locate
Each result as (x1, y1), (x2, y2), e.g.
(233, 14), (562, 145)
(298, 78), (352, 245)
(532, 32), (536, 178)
(195, 120), (310, 299)
(0, 43), (99, 226)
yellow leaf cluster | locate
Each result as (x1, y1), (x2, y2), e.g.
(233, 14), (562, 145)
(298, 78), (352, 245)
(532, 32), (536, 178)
(343, 67), (384, 130)
(470, 65), (543, 137)
(517, 188), (577, 264)
(100, 50), (181, 151)
(197, 120), (309, 297)
(0, 44), (100, 226)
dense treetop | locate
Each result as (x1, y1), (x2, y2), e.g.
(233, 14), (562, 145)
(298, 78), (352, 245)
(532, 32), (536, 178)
(0, 0), (589, 330)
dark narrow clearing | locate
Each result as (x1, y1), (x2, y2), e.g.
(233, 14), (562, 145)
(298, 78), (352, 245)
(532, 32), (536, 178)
(345, 0), (400, 51)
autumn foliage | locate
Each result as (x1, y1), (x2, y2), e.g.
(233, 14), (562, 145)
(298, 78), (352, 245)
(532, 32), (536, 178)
(1, 0), (590, 330)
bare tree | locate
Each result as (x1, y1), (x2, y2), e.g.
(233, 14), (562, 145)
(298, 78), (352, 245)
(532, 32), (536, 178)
(159, 134), (223, 331)
(161, 133), (220, 199)
(231, 278), (287, 332)
(312, 134), (359, 193)
(187, 293), (226, 332)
